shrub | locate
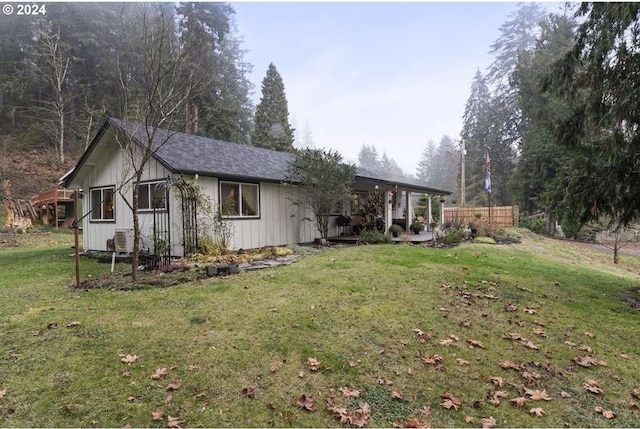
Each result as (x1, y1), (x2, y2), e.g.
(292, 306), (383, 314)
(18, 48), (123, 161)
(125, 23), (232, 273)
(439, 228), (466, 245)
(359, 229), (391, 244)
(520, 217), (547, 235)
(389, 224), (404, 235)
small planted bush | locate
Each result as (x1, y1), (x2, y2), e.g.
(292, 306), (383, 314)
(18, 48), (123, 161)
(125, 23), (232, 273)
(359, 229), (391, 244)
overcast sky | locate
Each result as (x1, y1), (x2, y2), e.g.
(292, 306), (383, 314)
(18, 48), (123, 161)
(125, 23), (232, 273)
(232, 2), (564, 175)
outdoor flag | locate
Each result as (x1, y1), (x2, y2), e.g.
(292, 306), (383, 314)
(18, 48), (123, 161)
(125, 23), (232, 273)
(485, 151), (492, 194)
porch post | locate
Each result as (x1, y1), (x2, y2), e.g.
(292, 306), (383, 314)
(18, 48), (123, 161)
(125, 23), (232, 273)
(427, 195), (433, 230)
(440, 197), (445, 228)
(385, 190), (392, 234)
(406, 191), (413, 232)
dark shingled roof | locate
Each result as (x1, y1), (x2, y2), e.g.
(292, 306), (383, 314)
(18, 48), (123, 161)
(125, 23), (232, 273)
(109, 118), (295, 182)
(64, 117), (451, 195)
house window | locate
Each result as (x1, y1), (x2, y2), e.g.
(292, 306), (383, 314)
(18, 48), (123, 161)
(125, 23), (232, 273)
(90, 186), (115, 221)
(138, 181), (167, 212)
(220, 181), (259, 217)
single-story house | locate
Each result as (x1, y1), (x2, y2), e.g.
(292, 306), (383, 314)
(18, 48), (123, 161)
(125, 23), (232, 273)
(62, 117), (451, 256)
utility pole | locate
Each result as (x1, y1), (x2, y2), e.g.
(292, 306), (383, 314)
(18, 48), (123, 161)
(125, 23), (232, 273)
(460, 139), (466, 206)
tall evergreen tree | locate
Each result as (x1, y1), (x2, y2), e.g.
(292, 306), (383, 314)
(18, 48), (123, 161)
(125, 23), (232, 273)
(545, 3), (640, 227)
(251, 63), (294, 152)
(461, 69), (493, 204)
(380, 152), (405, 180)
(430, 135), (459, 197)
(416, 139), (436, 183)
(511, 14), (576, 217)
(357, 144), (380, 170)
(481, 3), (547, 205)
(176, 2), (254, 145)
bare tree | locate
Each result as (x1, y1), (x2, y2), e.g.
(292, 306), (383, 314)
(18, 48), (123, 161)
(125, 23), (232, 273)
(34, 23), (71, 164)
(114, 3), (212, 281)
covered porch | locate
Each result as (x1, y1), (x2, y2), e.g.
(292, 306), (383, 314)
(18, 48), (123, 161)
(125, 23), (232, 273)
(328, 168), (452, 241)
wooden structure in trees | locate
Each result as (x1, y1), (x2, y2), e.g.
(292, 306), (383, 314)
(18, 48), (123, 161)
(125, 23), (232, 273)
(29, 189), (76, 228)
(444, 205), (519, 228)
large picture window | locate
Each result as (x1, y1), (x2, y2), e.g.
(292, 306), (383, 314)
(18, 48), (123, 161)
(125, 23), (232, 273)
(137, 181), (167, 212)
(90, 186), (115, 221)
(220, 181), (259, 217)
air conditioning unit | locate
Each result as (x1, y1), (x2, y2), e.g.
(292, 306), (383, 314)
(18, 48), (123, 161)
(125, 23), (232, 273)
(113, 228), (134, 253)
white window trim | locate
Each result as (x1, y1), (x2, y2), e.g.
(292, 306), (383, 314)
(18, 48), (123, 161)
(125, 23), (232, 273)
(90, 186), (115, 222)
(137, 180), (167, 213)
(220, 181), (260, 219)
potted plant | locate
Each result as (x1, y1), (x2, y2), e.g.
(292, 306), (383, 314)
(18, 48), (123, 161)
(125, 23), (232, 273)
(389, 224), (403, 237)
(410, 221), (424, 234)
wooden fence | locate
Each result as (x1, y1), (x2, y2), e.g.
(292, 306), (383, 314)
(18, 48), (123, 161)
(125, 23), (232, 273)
(443, 205), (519, 227)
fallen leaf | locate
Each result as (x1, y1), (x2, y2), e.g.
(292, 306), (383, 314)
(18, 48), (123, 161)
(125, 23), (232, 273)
(422, 354), (442, 365)
(490, 377), (504, 387)
(122, 370), (131, 377)
(560, 391), (572, 398)
(47, 322), (58, 329)
(481, 416), (497, 428)
(151, 411), (165, 421)
(151, 368), (169, 379)
(440, 338), (455, 347)
(391, 390), (403, 400)
(521, 371), (541, 383)
(440, 392), (462, 411)
(449, 334), (460, 341)
(533, 320), (546, 326)
(340, 387), (360, 398)
(467, 338), (485, 349)
(493, 391), (509, 399)
(602, 409), (615, 419)
(584, 332), (595, 338)
(464, 415), (476, 423)
(564, 340), (577, 347)
(595, 406), (615, 419)
(296, 394), (316, 412)
(530, 407), (546, 417)
(520, 340), (540, 350)
(127, 396), (136, 402)
(120, 354), (138, 364)
(241, 387), (255, 398)
(0, 389), (5, 399)
(66, 321), (81, 327)
(619, 353), (630, 359)
(167, 416), (184, 428)
(347, 359), (357, 367)
(511, 397), (527, 407)
(525, 389), (551, 401)
(583, 379), (604, 394)
(502, 332), (523, 340)
(405, 416), (431, 428)
(499, 360), (522, 371)
(166, 380), (182, 391)
(505, 303), (517, 312)
(632, 389), (640, 399)
(298, 371), (305, 378)
(194, 392), (207, 399)
(578, 345), (593, 353)
(270, 365), (278, 373)
(306, 357), (321, 371)
(164, 395), (173, 405)
(456, 358), (470, 366)
(532, 328), (548, 337)
(523, 308), (537, 314)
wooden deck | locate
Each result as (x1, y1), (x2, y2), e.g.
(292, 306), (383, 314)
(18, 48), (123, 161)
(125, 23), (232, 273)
(29, 189), (76, 228)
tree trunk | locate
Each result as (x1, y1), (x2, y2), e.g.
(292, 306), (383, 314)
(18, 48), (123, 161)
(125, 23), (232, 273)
(131, 171), (142, 282)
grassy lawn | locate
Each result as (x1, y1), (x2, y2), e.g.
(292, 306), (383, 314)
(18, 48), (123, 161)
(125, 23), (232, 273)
(0, 230), (639, 427)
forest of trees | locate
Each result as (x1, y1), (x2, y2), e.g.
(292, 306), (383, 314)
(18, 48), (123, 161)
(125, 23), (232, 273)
(0, 2), (256, 164)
